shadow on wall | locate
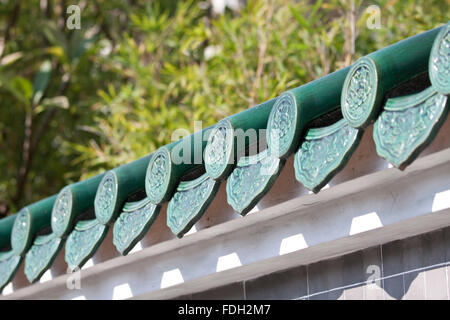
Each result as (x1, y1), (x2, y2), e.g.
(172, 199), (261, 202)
(189, 227), (450, 300)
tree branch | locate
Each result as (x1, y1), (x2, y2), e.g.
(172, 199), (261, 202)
(31, 74), (70, 152)
(0, 0), (22, 58)
(12, 104), (34, 205)
(12, 71), (70, 207)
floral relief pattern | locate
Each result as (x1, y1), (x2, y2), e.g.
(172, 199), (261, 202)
(113, 201), (158, 254)
(24, 234), (61, 282)
(430, 26), (450, 93)
(294, 123), (359, 192)
(268, 93), (296, 157)
(343, 64), (373, 125)
(65, 221), (107, 269)
(205, 124), (229, 179)
(0, 253), (21, 289)
(227, 152), (281, 214)
(146, 152), (169, 201)
(51, 187), (72, 237)
(167, 176), (218, 237)
(94, 172), (117, 224)
(11, 209), (30, 254)
(374, 91), (448, 168)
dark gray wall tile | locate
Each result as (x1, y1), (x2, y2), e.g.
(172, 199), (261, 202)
(308, 256), (344, 294)
(383, 275), (404, 300)
(343, 251), (364, 285)
(422, 229), (446, 266)
(244, 265), (307, 300)
(402, 234), (425, 271)
(343, 246), (382, 286)
(362, 246), (383, 274)
(444, 227), (450, 262)
(382, 240), (404, 276)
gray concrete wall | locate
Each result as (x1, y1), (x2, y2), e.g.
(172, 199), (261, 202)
(181, 226), (450, 300)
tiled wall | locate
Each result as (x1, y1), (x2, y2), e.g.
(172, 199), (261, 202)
(175, 226), (450, 300)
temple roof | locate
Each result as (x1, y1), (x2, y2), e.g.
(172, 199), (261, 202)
(0, 22), (448, 293)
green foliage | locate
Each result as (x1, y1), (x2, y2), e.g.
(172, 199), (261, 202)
(0, 0), (448, 216)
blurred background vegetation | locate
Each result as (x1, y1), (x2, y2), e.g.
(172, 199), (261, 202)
(0, 0), (448, 216)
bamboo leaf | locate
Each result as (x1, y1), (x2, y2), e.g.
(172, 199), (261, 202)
(32, 60), (52, 106)
(1, 76), (33, 107)
(0, 52), (23, 67)
(289, 5), (310, 30)
(35, 96), (69, 113)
